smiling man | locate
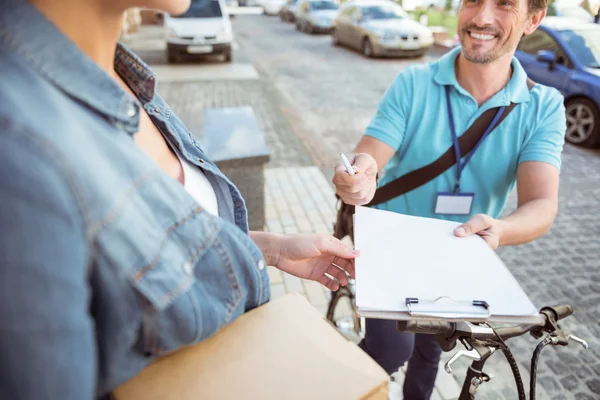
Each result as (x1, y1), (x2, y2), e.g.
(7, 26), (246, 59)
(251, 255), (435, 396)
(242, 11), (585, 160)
(332, 0), (566, 398)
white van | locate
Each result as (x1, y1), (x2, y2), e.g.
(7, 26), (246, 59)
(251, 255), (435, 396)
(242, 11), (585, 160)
(165, 0), (234, 63)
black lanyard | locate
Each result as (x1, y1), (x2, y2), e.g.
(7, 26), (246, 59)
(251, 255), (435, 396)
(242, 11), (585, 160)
(445, 86), (505, 193)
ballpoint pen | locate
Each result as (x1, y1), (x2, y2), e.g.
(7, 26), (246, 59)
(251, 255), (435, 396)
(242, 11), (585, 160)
(340, 152), (355, 176)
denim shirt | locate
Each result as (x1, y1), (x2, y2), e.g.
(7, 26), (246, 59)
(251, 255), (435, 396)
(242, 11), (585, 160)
(0, 2), (270, 399)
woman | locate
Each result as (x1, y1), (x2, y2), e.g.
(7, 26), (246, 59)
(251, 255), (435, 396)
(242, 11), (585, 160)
(0, 0), (357, 398)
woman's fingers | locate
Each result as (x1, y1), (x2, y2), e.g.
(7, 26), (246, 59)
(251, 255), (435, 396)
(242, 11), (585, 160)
(316, 274), (340, 291)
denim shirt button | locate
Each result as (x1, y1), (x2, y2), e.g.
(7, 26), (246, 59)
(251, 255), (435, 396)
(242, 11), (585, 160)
(234, 200), (242, 208)
(196, 157), (206, 165)
(257, 260), (266, 270)
(126, 104), (137, 118)
(182, 261), (194, 276)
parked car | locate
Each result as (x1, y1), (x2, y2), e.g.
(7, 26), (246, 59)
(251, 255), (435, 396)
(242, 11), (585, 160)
(295, 0), (340, 33)
(280, 0), (301, 22)
(332, 0), (434, 57)
(546, 0), (595, 22)
(515, 17), (600, 147)
(165, 0), (233, 63)
(261, 0), (287, 15)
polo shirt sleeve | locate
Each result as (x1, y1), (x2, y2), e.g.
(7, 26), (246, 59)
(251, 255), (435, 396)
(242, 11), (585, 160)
(364, 68), (412, 151)
(518, 88), (566, 170)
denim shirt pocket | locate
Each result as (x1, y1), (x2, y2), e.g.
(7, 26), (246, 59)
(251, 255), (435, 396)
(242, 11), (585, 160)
(94, 172), (248, 356)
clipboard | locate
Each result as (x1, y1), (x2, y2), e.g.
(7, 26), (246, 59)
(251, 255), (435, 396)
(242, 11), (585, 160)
(405, 297), (491, 321)
(353, 206), (544, 325)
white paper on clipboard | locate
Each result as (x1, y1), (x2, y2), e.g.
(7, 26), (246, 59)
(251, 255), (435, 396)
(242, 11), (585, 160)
(353, 206), (543, 325)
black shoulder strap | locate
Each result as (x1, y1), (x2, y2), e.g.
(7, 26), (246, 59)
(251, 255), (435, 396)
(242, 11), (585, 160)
(367, 78), (535, 207)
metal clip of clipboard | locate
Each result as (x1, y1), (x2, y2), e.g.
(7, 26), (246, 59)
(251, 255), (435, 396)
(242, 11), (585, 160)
(406, 297), (491, 322)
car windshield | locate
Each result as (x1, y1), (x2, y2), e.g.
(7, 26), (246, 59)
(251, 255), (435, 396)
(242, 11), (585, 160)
(309, 1), (339, 10)
(174, 0), (223, 18)
(361, 5), (406, 20)
(556, 28), (600, 68)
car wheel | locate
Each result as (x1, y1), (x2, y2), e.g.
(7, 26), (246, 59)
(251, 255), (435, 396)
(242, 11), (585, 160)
(224, 50), (233, 63)
(296, 21), (301, 30)
(305, 23), (313, 34)
(362, 37), (374, 58)
(167, 48), (177, 64)
(565, 97), (599, 148)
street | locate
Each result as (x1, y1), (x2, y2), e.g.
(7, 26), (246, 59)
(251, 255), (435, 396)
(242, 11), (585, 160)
(127, 13), (599, 400)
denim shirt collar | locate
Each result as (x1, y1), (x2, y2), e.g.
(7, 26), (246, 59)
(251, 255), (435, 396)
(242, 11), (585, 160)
(0, 0), (155, 132)
(433, 46), (532, 106)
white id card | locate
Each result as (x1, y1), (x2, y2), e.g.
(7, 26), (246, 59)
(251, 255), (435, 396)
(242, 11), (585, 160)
(434, 192), (474, 215)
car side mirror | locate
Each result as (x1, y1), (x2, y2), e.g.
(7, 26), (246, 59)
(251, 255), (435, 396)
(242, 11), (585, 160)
(536, 50), (556, 71)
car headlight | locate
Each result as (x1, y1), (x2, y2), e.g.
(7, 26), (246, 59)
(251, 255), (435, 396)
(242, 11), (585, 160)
(421, 30), (433, 40)
(217, 28), (233, 41)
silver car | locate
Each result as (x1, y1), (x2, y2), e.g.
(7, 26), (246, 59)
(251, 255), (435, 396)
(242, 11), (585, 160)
(333, 0), (434, 57)
(295, 0), (340, 34)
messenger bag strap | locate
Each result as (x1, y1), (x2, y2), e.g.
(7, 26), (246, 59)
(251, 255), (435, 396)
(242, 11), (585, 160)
(367, 78), (535, 207)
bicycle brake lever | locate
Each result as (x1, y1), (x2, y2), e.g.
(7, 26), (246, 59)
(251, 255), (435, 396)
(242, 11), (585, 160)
(568, 334), (589, 349)
(444, 348), (481, 374)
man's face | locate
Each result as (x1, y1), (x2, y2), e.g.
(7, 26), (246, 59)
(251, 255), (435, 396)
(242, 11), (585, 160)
(457, 0), (545, 64)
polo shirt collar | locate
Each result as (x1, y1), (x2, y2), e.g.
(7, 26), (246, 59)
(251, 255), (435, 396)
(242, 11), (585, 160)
(433, 46), (532, 105)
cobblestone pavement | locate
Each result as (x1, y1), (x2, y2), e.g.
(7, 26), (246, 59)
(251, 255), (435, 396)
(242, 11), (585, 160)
(127, 16), (599, 399)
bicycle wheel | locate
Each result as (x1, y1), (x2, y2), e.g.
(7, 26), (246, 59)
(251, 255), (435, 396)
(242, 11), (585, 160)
(326, 283), (363, 342)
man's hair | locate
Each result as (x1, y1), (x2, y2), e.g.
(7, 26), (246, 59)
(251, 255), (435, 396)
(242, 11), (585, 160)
(529, 0), (547, 12)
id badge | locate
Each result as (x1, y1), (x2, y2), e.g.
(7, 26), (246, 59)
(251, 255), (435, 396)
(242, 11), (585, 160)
(434, 192), (474, 215)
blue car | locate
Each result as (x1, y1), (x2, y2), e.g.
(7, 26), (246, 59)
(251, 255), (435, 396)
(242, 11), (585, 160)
(515, 17), (600, 148)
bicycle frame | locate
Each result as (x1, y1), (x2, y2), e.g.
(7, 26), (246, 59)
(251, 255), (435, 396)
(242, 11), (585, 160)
(459, 358), (492, 400)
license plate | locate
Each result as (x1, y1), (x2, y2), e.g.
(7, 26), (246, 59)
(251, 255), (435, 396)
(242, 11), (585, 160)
(402, 41), (421, 50)
(187, 45), (214, 54)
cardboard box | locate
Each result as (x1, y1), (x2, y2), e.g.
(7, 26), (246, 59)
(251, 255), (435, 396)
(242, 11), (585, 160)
(113, 293), (388, 400)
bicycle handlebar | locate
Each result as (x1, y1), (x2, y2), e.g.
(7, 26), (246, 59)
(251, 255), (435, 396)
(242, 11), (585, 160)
(396, 304), (574, 342)
(542, 304), (573, 321)
(396, 319), (456, 336)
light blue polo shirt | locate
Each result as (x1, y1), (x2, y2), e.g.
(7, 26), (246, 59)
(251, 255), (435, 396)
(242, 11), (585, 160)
(365, 46), (566, 222)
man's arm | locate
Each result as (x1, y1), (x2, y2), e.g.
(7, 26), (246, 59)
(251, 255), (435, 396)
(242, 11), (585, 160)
(454, 161), (559, 249)
(332, 68), (411, 205)
(0, 127), (95, 399)
(331, 137), (396, 206)
(498, 161), (559, 246)
(352, 136), (397, 174)
(455, 91), (565, 249)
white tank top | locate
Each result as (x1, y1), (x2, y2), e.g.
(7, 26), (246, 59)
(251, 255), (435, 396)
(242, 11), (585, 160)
(172, 145), (219, 217)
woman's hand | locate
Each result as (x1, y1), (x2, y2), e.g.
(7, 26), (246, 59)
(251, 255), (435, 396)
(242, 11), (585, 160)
(251, 232), (359, 291)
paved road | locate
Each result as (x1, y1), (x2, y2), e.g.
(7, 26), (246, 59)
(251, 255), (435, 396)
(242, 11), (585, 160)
(230, 15), (600, 400)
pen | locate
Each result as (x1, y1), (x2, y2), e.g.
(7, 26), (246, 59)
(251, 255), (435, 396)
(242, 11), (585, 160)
(340, 152), (355, 176)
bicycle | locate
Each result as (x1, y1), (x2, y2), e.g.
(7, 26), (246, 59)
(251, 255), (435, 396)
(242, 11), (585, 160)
(396, 304), (588, 399)
(326, 280), (363, 339)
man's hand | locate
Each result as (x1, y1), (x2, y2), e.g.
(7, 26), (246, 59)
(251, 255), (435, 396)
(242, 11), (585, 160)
(273, 234), (359, 291)
(332, 153), (378, 206)
(453, 214), (506, 250)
